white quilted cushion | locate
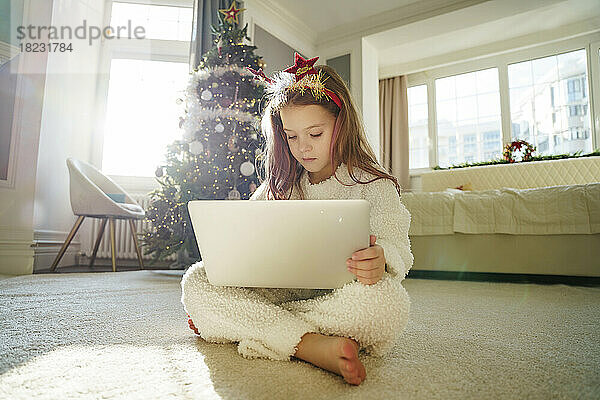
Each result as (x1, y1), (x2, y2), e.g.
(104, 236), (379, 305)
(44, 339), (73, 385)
(421, 156), (600, 192)
(402, 192), (454, 235)
(403, 183), (600, 236)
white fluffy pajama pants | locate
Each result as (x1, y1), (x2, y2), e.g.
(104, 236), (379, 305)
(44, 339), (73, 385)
(180, 260), (411, 361)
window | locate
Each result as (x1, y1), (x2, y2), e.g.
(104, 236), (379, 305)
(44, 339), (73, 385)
(435, 68), (502, 168)
(569, 106), (576, 117)
(407, 85), (429, 169)
(464, 134), (476, 154)
(103, 60), (189, 176)
(110, 2), (193, 41)
(508, 49), (592, 156)
(570, 127), (590, 140)
(406, 37), (599, 172)
(101, 1), (193, 177)
(483, 130), (501, 148)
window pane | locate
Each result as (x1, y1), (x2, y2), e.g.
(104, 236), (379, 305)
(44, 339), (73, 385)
(532, 56), (558, 85)
(102, 59), (189, 177)
(477, 68), (499, 94)
(437, 122), (456, 168)
(478, 93), (500, 117)
(111, 2), (193, 41)
(508, 60), (532, 88)
(508, 49), (592, 156)
(436, 99), (457, 124)
(436, 77), (455, 101)
(456, 72), (477, 97)
(408, 85), (429, 169)
(457, 95), (477, 121)
(435, 68), (502, 168)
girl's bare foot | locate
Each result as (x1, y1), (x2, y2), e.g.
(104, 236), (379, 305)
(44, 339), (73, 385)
(293, 333), (366, 385)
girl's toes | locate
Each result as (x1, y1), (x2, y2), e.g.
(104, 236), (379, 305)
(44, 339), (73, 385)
(340, 339), (359, 360)
(341, 360), (364, 385)
(347, 373), (362, 385)
(359, 365), (366, 380)
(338, 359), (351, 374)
(345, 361), (354, 373)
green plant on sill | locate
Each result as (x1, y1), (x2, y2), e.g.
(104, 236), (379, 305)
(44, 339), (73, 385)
(432, 149), (600, 170)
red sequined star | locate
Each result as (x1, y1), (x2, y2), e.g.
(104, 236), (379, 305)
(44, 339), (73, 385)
(219, 1), (245, 24)
(283, 52), (319, 82)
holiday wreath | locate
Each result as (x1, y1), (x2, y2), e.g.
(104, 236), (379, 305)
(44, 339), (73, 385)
(503, 140), (536, 163)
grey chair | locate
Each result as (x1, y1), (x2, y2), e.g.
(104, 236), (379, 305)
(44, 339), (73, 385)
(50, 158), (146, 272)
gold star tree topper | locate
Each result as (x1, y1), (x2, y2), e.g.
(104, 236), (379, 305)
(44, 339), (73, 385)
(219, 1), (245, 24)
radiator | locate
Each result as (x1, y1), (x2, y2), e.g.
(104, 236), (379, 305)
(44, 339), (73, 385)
(86, 194), (177, 261)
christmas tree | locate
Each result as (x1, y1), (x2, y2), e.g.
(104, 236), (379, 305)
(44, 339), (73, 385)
(141, 1), (267, 265)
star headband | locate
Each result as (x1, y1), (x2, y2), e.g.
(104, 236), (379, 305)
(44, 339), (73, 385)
(247, 52), (343, 109)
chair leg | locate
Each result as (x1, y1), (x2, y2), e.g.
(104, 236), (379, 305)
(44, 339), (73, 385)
(128, 219), (144, 270)
(50, 215), (86, 272)
(88, 218), (108, 268)
(109, 218), (117, 272)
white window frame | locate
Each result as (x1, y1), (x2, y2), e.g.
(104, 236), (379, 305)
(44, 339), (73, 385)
(91, 0), (193, 194)
(407, 32), (600, 175)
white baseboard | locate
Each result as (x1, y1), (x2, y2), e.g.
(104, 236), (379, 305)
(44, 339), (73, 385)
(0, 227), (82, 274)
(0, 254), (34, 275)
(33, 246), (80, 272)
(0, 227), (34, 275)
(32, 229), (82, 273)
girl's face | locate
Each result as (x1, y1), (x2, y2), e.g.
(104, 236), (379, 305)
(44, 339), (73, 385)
(280, 104), (336, 184)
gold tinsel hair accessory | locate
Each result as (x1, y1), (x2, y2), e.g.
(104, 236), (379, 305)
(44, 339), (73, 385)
(247, 52), (343, 109)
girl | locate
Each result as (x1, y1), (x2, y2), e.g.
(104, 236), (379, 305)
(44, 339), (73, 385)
(181, 54), (413, 386)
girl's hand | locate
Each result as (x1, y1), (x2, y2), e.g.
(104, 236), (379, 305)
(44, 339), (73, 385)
(346, 235), (386, 285)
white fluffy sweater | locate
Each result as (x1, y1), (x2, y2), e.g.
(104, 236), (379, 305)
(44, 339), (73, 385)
(181, 163), (413, 360)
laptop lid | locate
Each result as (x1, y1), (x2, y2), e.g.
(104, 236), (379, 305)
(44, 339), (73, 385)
(187, 199), (370, 289)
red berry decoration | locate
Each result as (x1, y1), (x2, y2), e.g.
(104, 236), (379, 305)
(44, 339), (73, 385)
(503, 140), (535, 163)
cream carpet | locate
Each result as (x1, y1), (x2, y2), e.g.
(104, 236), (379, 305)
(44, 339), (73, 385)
(0, 270), (598, 399)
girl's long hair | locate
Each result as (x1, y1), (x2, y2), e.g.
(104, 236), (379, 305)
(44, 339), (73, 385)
(256, 64), (401, 200)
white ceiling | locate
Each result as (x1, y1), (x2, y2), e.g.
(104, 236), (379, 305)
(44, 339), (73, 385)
(370, 0), (600, 74)
(267, 0), (420, 34)
(260, 0), (600, 75)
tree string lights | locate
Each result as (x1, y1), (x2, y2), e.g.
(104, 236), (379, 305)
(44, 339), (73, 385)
(140, 1), (267, 264)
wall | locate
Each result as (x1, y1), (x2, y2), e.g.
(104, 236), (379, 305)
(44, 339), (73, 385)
(253, 24), (304, 75)
(361, 38), (380, 164)
(243, 0), (315, 62)
(326, 53), (350, 90)
(0, 0), (52, 275)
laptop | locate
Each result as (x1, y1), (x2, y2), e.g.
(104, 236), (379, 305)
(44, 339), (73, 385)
(187, 199), (371, 289)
